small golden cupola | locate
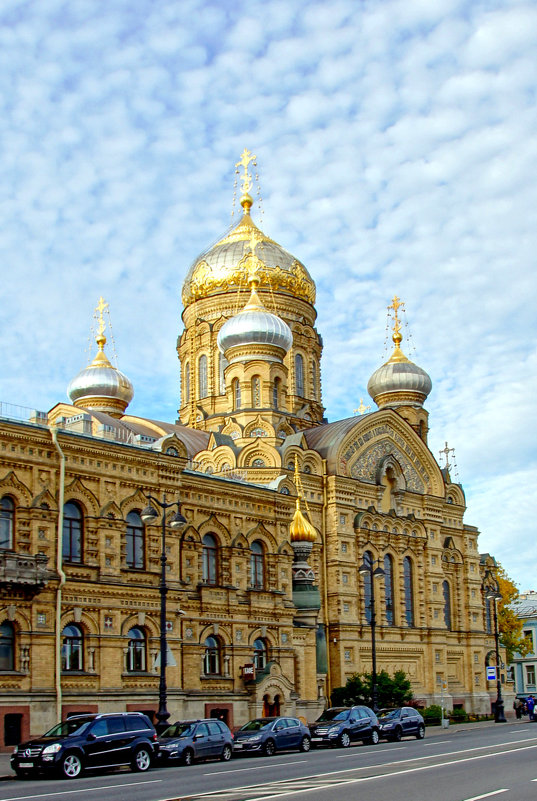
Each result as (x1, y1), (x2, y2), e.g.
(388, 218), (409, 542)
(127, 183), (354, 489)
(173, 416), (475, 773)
(290, 497), (317, 543)
(67, 298), (134, 418)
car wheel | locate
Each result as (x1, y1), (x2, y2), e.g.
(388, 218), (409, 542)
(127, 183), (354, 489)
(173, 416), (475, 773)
(132, 746), (152, 772)
(416, 724), (425, 740)
(263, 739), (276, 756)
(390, 727), (402, 742)
(367, 729), (380, 745)
(182, 748), (194, 766)
(220, 745), (232, 762)
(338, 731), (351, 748)
(299, 735), (311, 752)
(59, 753), (83, 779)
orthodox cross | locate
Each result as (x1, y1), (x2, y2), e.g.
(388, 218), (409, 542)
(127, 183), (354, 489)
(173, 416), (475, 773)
(95, 296), (109, 337)
(353, 398), (371, 415)
(439, 441), (455, 470)
(388, 294), (404, 338)
(236, 148), (256, 195)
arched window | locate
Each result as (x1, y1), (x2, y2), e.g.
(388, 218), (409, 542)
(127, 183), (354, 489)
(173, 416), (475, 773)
(273, 377), (281, 409)
(232, 378), (241, 410)
(202, 534), (218, 585)
(0, 496), (15, 550)
(126, 511), (144, 569)
(311, 360), (317, 400)
(384, 554), (394, 625)
(203, 635), (221, 675)
(0, 622), (15, 671)
(250, 541), (264, 590)
(253, 637), (268, 670)
(127, 627), (146, 672)
(63, 501), (82, 563)
(198, 355), (208, 399)
(403, 556), (414, 627)
(185, 362), (190, 403)
(219, 354), (228, 395)
(443, 580), (452, 630)
(363, 550), (373, 624)
(252, 375), (261, 408)
(61, 624), (83, 671)
(295, 353), (304, 396)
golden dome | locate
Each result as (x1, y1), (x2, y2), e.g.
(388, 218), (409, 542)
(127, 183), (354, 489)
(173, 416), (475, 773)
(290, 498), (317, 543)
(182, 195), (316, 308)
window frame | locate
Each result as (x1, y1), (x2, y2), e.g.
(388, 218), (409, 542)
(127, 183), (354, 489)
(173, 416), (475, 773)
(61, 624), (83, 672)
(126, 510), (145, 570)
(127, 627), (147, 673)
(0, 621), (15, 671)
(203, 635), (221, 675)
(250, 540), (265, 590)
(0, 496), (15, 550)
(202, 534), (218, 586)
(62, 501), (83, 564)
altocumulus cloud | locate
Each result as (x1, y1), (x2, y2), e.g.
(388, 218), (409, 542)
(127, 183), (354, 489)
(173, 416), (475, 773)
(0, 0), (535, 589)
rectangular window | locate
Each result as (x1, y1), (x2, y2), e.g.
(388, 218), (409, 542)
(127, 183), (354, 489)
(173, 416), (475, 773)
(343, 603), (349, 613)
(341, 542), (348, 553)
(431, 556), (437, 565)
(526, 665), (536, 686)
(342, 573), (349, 584)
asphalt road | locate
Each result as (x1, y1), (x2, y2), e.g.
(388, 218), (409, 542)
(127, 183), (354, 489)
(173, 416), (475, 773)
(1, 723), (536, 801)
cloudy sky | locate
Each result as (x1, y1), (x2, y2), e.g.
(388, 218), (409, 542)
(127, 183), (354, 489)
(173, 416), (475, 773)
(1, 0), (535, 590)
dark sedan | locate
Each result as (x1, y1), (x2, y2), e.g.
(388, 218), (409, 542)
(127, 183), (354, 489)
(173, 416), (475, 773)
(232, 717), (311, 756)
(157, 719), (233, 765)
(377, 707), (425, 741)
(309, 706), (380, 748)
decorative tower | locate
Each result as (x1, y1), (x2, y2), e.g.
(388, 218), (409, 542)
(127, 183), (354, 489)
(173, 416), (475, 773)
(67, 297), (134, 418)
(290, 459), (320, 625)
(178, 149), (324, 432)
(367, 296), (432, 442)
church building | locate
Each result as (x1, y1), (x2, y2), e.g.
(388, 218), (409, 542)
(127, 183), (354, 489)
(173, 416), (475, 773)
(0, 151), (502, 748)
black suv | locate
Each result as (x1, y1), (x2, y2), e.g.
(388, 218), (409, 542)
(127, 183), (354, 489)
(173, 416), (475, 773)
(377, 707), (426, 741)
(309, 706), (380, 748)
(157, 719), (233, 765)
(11, 712), (158, 779)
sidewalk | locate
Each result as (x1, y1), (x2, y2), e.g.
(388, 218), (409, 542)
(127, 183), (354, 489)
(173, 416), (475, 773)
(0, 719), (533, 781)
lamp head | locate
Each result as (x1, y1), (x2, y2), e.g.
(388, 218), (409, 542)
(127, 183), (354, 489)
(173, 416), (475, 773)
(373, 566), (385, 579)
(170, 510), (187, 530)
(141, 504), (158, 524)
(358, 561), (370, 576)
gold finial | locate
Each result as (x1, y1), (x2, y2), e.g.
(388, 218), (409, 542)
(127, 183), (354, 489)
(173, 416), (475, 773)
(290, 455), (316, 543)
(353, 398), (371, 416)
(95, 296), (109, 350)
(236, 148), (256, 211)
(388, 295), (404, 345)
(439, 441), (455, 471)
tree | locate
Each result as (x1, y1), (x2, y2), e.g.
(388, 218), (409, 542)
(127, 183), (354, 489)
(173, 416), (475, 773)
(331, 669), (412, 709)
(496, 564), (532, 662)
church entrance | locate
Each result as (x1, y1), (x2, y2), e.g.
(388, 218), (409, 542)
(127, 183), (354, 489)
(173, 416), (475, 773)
(262, 693), (281, 717)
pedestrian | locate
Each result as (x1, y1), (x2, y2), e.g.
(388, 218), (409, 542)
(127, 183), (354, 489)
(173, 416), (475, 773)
(527, 695), (535, 721)
(514, 698), (522, 719)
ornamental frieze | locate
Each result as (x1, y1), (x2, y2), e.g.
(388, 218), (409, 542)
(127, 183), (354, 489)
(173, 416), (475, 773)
(348, 439), (426, 493)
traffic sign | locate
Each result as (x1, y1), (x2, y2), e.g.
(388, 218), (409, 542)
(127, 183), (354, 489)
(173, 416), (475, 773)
(486, 666), (497, 680)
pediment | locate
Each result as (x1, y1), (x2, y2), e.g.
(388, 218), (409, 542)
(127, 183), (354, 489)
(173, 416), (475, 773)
(0, 471), (32, 504)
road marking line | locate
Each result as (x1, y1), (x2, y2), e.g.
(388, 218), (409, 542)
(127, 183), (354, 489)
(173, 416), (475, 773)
(2, 778), (162, 801)
(336, 747), (407, 758)
(208, 761), (308, 775)
(462, 792), (509, 800)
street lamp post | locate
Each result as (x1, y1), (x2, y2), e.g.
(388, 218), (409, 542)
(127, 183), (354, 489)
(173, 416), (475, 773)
(141, 494), (186, 733)
(483, 571), (506, 723)
(358, 554), (385, 712)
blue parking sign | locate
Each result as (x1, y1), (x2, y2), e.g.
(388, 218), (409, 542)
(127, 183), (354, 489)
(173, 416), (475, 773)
(486, 666), (497, 680)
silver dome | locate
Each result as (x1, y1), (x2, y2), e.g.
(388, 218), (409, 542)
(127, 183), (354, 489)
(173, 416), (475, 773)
(367, 360), (432, 405)
(68, 363), (134, 404)
(217, 306), (293, 357)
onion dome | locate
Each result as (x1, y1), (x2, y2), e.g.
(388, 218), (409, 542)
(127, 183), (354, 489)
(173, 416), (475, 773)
(217, 273), (293, 363)
(67, 301), (133, 418)
(367, 324), (432, 409)
(290, 498), (317, 543)
(182, 153), (315, 308)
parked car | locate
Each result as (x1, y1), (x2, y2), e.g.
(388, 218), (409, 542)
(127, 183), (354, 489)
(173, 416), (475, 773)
(157, 719), (233, 765)
(11, 712), (158, 779)
(377, 707), (425, 741)
(232, 717), (311, 756)
(309, 706), (380, 747)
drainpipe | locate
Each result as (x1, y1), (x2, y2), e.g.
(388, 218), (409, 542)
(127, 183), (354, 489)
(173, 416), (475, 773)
(321, 459), (331, 702)
(50, 425), (66, 721)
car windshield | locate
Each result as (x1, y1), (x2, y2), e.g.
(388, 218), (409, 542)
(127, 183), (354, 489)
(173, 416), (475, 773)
(42, 718), (95, 737)
(377, 709), (400, 720)
(317, 709), (350, 722)
(161, 723), (196, 738)
(240, 719), (274, 732)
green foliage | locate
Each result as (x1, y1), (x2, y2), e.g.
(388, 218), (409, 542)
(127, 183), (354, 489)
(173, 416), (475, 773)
(496, 564), (532, 662)
(330, 669), (412, 709)
(421, 704), (443, 724)
(449, 708), (468, 722)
